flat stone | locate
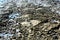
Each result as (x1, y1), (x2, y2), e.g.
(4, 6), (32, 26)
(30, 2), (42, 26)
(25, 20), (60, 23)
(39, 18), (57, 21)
(21, 21), (31, 27)
(30, 20), (41, 26)
(20, 14), (29, 18)
(36, 8), (43, 11)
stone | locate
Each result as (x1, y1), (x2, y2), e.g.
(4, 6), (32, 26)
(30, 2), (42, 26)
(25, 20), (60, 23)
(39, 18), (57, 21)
(21, 21), (31, 27)
(16, 29), (20, 32)
(20, 14), (29, 18)
(30, 20), (41, 26)
(22, 8), (35, 14)
(36, 8), (43, 11)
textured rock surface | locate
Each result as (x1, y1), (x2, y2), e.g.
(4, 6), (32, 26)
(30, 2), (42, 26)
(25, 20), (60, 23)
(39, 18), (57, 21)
(0, 0), (60, 40)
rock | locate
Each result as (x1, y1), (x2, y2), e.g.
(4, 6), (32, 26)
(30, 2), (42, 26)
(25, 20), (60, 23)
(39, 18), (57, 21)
(23, 8), (35, 11)
(22, 8), (35, 14)
(51, 20), (60, 24)
(12, 39), (16, 40)
(20, 14), (29, 18)
(19, 14), (31, 21)
(16, 29), (20, 32)
(36, 8), (43, 11)
(0, 0), (60, 40)
(41, 22), (59, 31)
(17, 32), (21, 37)
(21, 21), (31, 27)
(30, 20), (41, 26)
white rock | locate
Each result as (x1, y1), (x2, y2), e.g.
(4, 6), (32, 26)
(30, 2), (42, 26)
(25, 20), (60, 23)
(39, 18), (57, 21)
(17, 32), (21, 37)
(12, 28), (15, 30)
(21, 21), (30, 27)
(18, 32), (21, 35)
(44, 23), (50, 26)
(29, 29), (31, 33)
(36, 8), (42, 11)
(56, 10), (60, 14)
(30, 20), (41, 26)
(20, 14), (29, 18)
(12, 39), (16, 40)
(16, 23), (19, 25)
(42, 4), (51, 7)
(16, 29), (20, 32)
(23, 8), (34, 11)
